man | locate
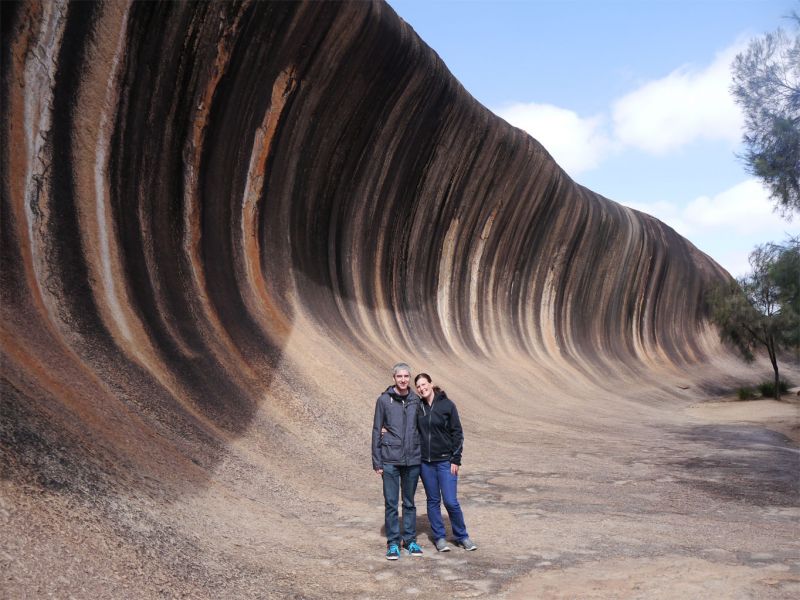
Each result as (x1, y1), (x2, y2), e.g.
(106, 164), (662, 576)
(371, 362), (423, 560)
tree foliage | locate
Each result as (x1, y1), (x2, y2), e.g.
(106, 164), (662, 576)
(731, 14), (800, 216)
(708, 238), (800, 399)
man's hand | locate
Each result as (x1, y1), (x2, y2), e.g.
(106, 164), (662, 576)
(451, 463), (459, 476)
(375, 468), (383, 475)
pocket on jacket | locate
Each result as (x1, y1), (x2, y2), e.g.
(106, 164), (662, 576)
(380, 438), (402, 462)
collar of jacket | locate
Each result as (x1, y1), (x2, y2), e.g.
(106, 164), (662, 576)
(386, 385), (418, 403)
(421, 390), (447, 413)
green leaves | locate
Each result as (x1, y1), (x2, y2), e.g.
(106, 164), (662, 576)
(731, 17), (800, 215)
(707, 239), (799, 398)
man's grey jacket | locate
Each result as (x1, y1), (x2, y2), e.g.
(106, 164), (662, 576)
(371, 386), (422, 470)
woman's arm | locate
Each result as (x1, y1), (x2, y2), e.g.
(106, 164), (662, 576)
(449, 402), (464, 468)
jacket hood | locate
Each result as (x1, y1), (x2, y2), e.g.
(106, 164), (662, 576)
(421, 389), (448, 405)
(419, 390), (448, 415)
(383, 385), (419, 402)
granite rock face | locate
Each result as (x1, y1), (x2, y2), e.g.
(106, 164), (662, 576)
(2, 0), (729, 482)
(1, 1), (745, 596)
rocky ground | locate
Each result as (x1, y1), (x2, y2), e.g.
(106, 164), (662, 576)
(4, 383), (798, 599)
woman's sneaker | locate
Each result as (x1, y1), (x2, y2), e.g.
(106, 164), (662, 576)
(456, 537), (477, 551)
(386, 544), (401, 560)
(406, 541), (423, 556)
(434, 538), (451, 552)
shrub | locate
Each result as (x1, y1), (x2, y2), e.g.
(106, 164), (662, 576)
(737, 387), (756, 400)
(757, 380), (790, 398)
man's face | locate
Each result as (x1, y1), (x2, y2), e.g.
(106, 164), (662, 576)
(393, 369), (410, 393)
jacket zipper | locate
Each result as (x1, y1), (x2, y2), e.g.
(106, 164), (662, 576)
(426, 398), (433, 461)
(402, 399), (407, 465)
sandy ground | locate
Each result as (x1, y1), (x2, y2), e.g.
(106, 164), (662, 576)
(686, 395), (800, 445)
(503, 394), (800, 599)
(4, 381), (799, 599)
(4, 317), (800, 598)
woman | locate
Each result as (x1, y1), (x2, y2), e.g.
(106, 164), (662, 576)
(414, 373), (477, 552)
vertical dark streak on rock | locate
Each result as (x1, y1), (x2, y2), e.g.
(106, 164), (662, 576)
(1, 2), (23, 311)
(48, 1), (102, 338)
(199, 1), (285, 361)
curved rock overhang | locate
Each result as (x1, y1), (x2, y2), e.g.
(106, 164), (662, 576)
(1, 0), (730, 493)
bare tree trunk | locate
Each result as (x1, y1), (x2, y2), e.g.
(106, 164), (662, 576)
(767, 337), (781, 400)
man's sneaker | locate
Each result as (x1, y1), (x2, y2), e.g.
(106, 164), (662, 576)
(406, 541), (423, 556)
(386, 544), (401, 560)
(434, 538), (451, 552)
(456, 537), (477, 551)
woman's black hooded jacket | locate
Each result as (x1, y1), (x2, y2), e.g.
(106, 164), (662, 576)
(417, 390), (464, 465)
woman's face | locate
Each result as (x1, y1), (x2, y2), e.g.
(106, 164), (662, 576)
(415, 377), (433, 398)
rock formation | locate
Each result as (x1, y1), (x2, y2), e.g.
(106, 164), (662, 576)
(6, 2), (784, 598)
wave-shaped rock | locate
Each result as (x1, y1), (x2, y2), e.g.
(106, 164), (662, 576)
(1, 0), (728, 499)
(1, 1), (748, 597)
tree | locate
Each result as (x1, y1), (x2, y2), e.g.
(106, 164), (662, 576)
(731, 14), (800, 216)
(708, 239), (800, 399)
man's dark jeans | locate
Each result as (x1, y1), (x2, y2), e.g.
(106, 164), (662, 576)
(382, 463), (420, 547)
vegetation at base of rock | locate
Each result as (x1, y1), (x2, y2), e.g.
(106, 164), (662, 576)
(735, 381), (792, 400)
(708, 238), (800, 400)
(757, 380), (791, 398)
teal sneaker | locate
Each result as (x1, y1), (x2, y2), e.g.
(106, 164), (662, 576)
(386, 544), (401, 560)
(406, 541), (423, 556)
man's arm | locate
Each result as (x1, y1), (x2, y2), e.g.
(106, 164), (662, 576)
(371, 397), (384, 473)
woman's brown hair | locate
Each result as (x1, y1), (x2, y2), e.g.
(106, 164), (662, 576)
(414, 373), (444, 395)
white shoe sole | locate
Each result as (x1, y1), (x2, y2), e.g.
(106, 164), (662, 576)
(457, 542), (477, 551)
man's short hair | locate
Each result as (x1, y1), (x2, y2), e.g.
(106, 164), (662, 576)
(392, 362), (411, 375)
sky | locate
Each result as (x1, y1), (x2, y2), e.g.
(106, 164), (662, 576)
(388, 0), (799, 277)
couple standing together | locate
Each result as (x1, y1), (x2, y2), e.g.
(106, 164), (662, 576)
(371, 363), (477, 560)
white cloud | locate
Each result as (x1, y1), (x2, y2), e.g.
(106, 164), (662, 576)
(493, 41), (748, 176)
(611, 44), (745, 154)
(624, 179), (787, 237)
(682, 179), (786, 234)
(495, 103), (613, 175)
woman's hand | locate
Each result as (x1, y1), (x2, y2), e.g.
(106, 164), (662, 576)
(451, 463), (459, 476)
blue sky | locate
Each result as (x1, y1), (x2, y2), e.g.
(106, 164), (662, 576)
(388, 0), (799, 277)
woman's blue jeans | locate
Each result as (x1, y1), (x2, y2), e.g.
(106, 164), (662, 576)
(420, 460), (468, 541)
(382, 463), (420, 547)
